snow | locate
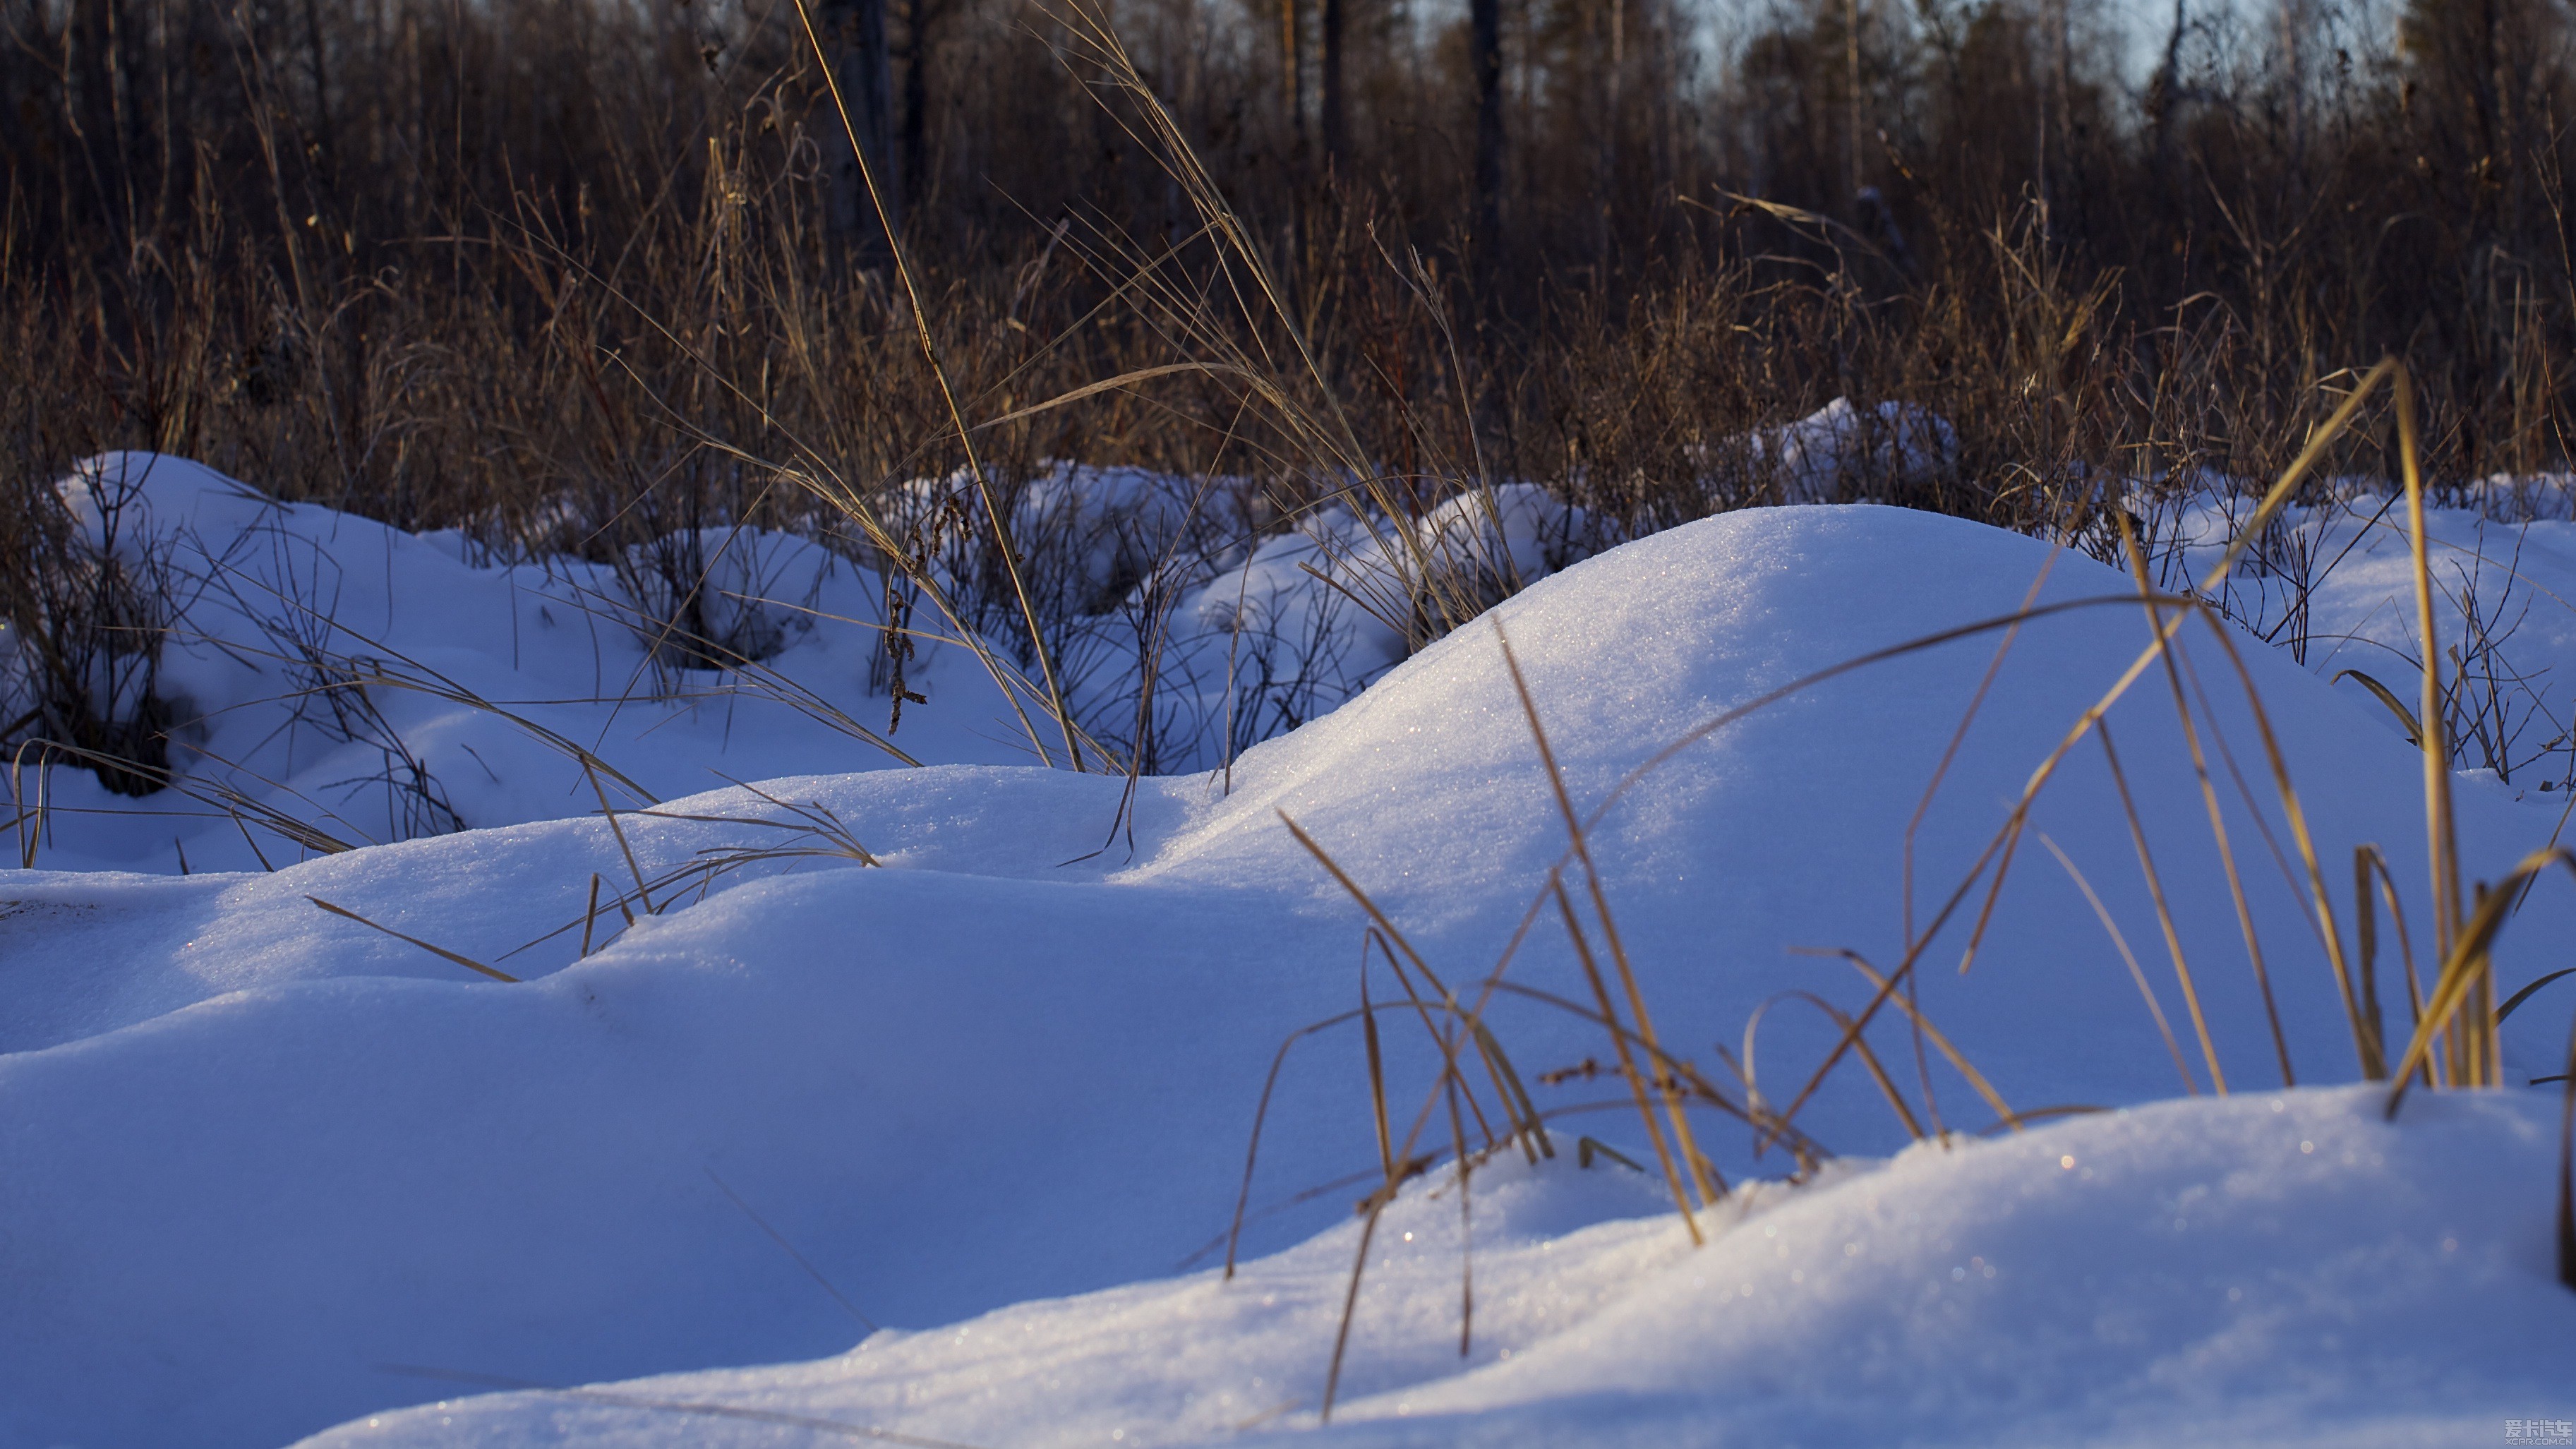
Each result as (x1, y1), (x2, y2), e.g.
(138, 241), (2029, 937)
(2, 454), (1606, 874)
(12, 452), (999, 872)
(1750, 397), (1959, 505)
(3, 448), (2575, 1447)
(299, 1087), (2576, 1448)
(2134, 470), (2576, 794)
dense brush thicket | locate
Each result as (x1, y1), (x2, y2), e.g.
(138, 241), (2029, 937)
(3, 0), (2574, 668)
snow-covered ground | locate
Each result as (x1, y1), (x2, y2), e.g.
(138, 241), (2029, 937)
(2137, 472), (2576, 794)
(2, 452), (1599, 875)
(4, 450), (2575, 1447)
(306, 1087), (2575, 1448)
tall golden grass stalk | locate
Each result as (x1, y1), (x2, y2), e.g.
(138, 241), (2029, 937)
(2096, 721), (2227, 1091)
(788, 0), (1083, 771)
(1495, 625), (1721, 1208)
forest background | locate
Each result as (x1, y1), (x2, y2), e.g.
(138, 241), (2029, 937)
(4, 0), (2572, 721)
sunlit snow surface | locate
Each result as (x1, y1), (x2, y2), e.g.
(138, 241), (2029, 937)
(4, 464), (2575, 1446)
(308, 1089), (2572, 1448)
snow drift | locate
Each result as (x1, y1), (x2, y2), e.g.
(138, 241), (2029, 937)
(1, 500), (2572, 1446)
(303, 1087), (2576, 1448)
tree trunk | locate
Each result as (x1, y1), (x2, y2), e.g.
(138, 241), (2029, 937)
(1281, 0), (1303, 153)
(901, 0), (941, 222)
(1320, 0), (1347, 169)
(2148, 0), (2187, 173)
(820, 0), (901, 254)
(1471, 0), (1503, 241)
(1845, 0), (1862, 203)
(2047, 0), (2071, 234)
(2278, 0), (2306, 174)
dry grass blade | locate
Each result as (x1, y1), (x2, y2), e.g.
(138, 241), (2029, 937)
(1222, 1004), (1375, 1280)
(2103, 366), (2460, 1094)
(2038, 833), (2197, 1094)
(1535, 593), (2205, 1144)
(1318, 1201), (1385, 1422)
(586, 763), (657, 918)
(1904, 559), (2059, 944)
(1466, 1014), (1553, 1165)
(2498, 969), (2576, 1023)
(1361, 946), (1395, 1184)
(2385, 847), (2576, 1115)
(13, 733), (363, 862)
(972, 361), (1276, 433)
(1276, 810), (1525, 1145)
(787, 0), (1081, 772)
(482, 781), (886, 966)
(1277, 723), (1782, 1414)
(2193, 357), (2402, 594)
(1316, 973), (1503, 1421)
(2392, 366), (2476, 1081)
(2190, 615), (2375, 1078)
(703, 1167), (878, 1333)
(1441, 1066), (1474, 1359)
(1898, 558), (2059, 1126)
(12, 740), (50, 869)
(2352, 850), (2388, 1081)
(2097, 721), (2227, 1092)
(1575, 593), (2200, 913)
(1551, 877), (1702, 1244)
(581, 872), (605, 958)
(1731, 579), (2256, 1155)
(1740, 990), (1927, 1141)
(2333, 668), (2424, 745)
(2357, 844), (2430, 1085)
(306, 896), (519, 983)
(1364, 928), (1503, 1153)
(1033, 0), (1507, 647)
(680, 775), (886, 867)
(1823, 949), (2018, 1133)
(174, 568), (673, 800)
(578, 340), (1047, 766)
(2109, 526), (2293, 1083)
(1493, 623), (1718, 1209)
(1501, 986), (1805, 1161)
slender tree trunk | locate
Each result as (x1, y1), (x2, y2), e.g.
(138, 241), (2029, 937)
(1320, 0), (1347, 169)
(1281, 0), (1303, 154)
(901, 0), (941, 222)
(2149, 0), (2187, 171)
(821, 0), (901, 255)
(2048, 0), (2071, 234)
(2278, 0), (2306, 175)
(1471, 0), (1503, 240)
(1845, 0), (1861, 203)
(1603, 0), (1625, 258)
(2491, 0), (2524, 239)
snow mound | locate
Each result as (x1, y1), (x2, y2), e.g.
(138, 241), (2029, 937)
(2, 456), (1614, 871)
(303, 1087), (2576, 1448)
(1753, 397), (1958, 504)
(4, 503), (2574, 1446)
(6, 452), (965, 871)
